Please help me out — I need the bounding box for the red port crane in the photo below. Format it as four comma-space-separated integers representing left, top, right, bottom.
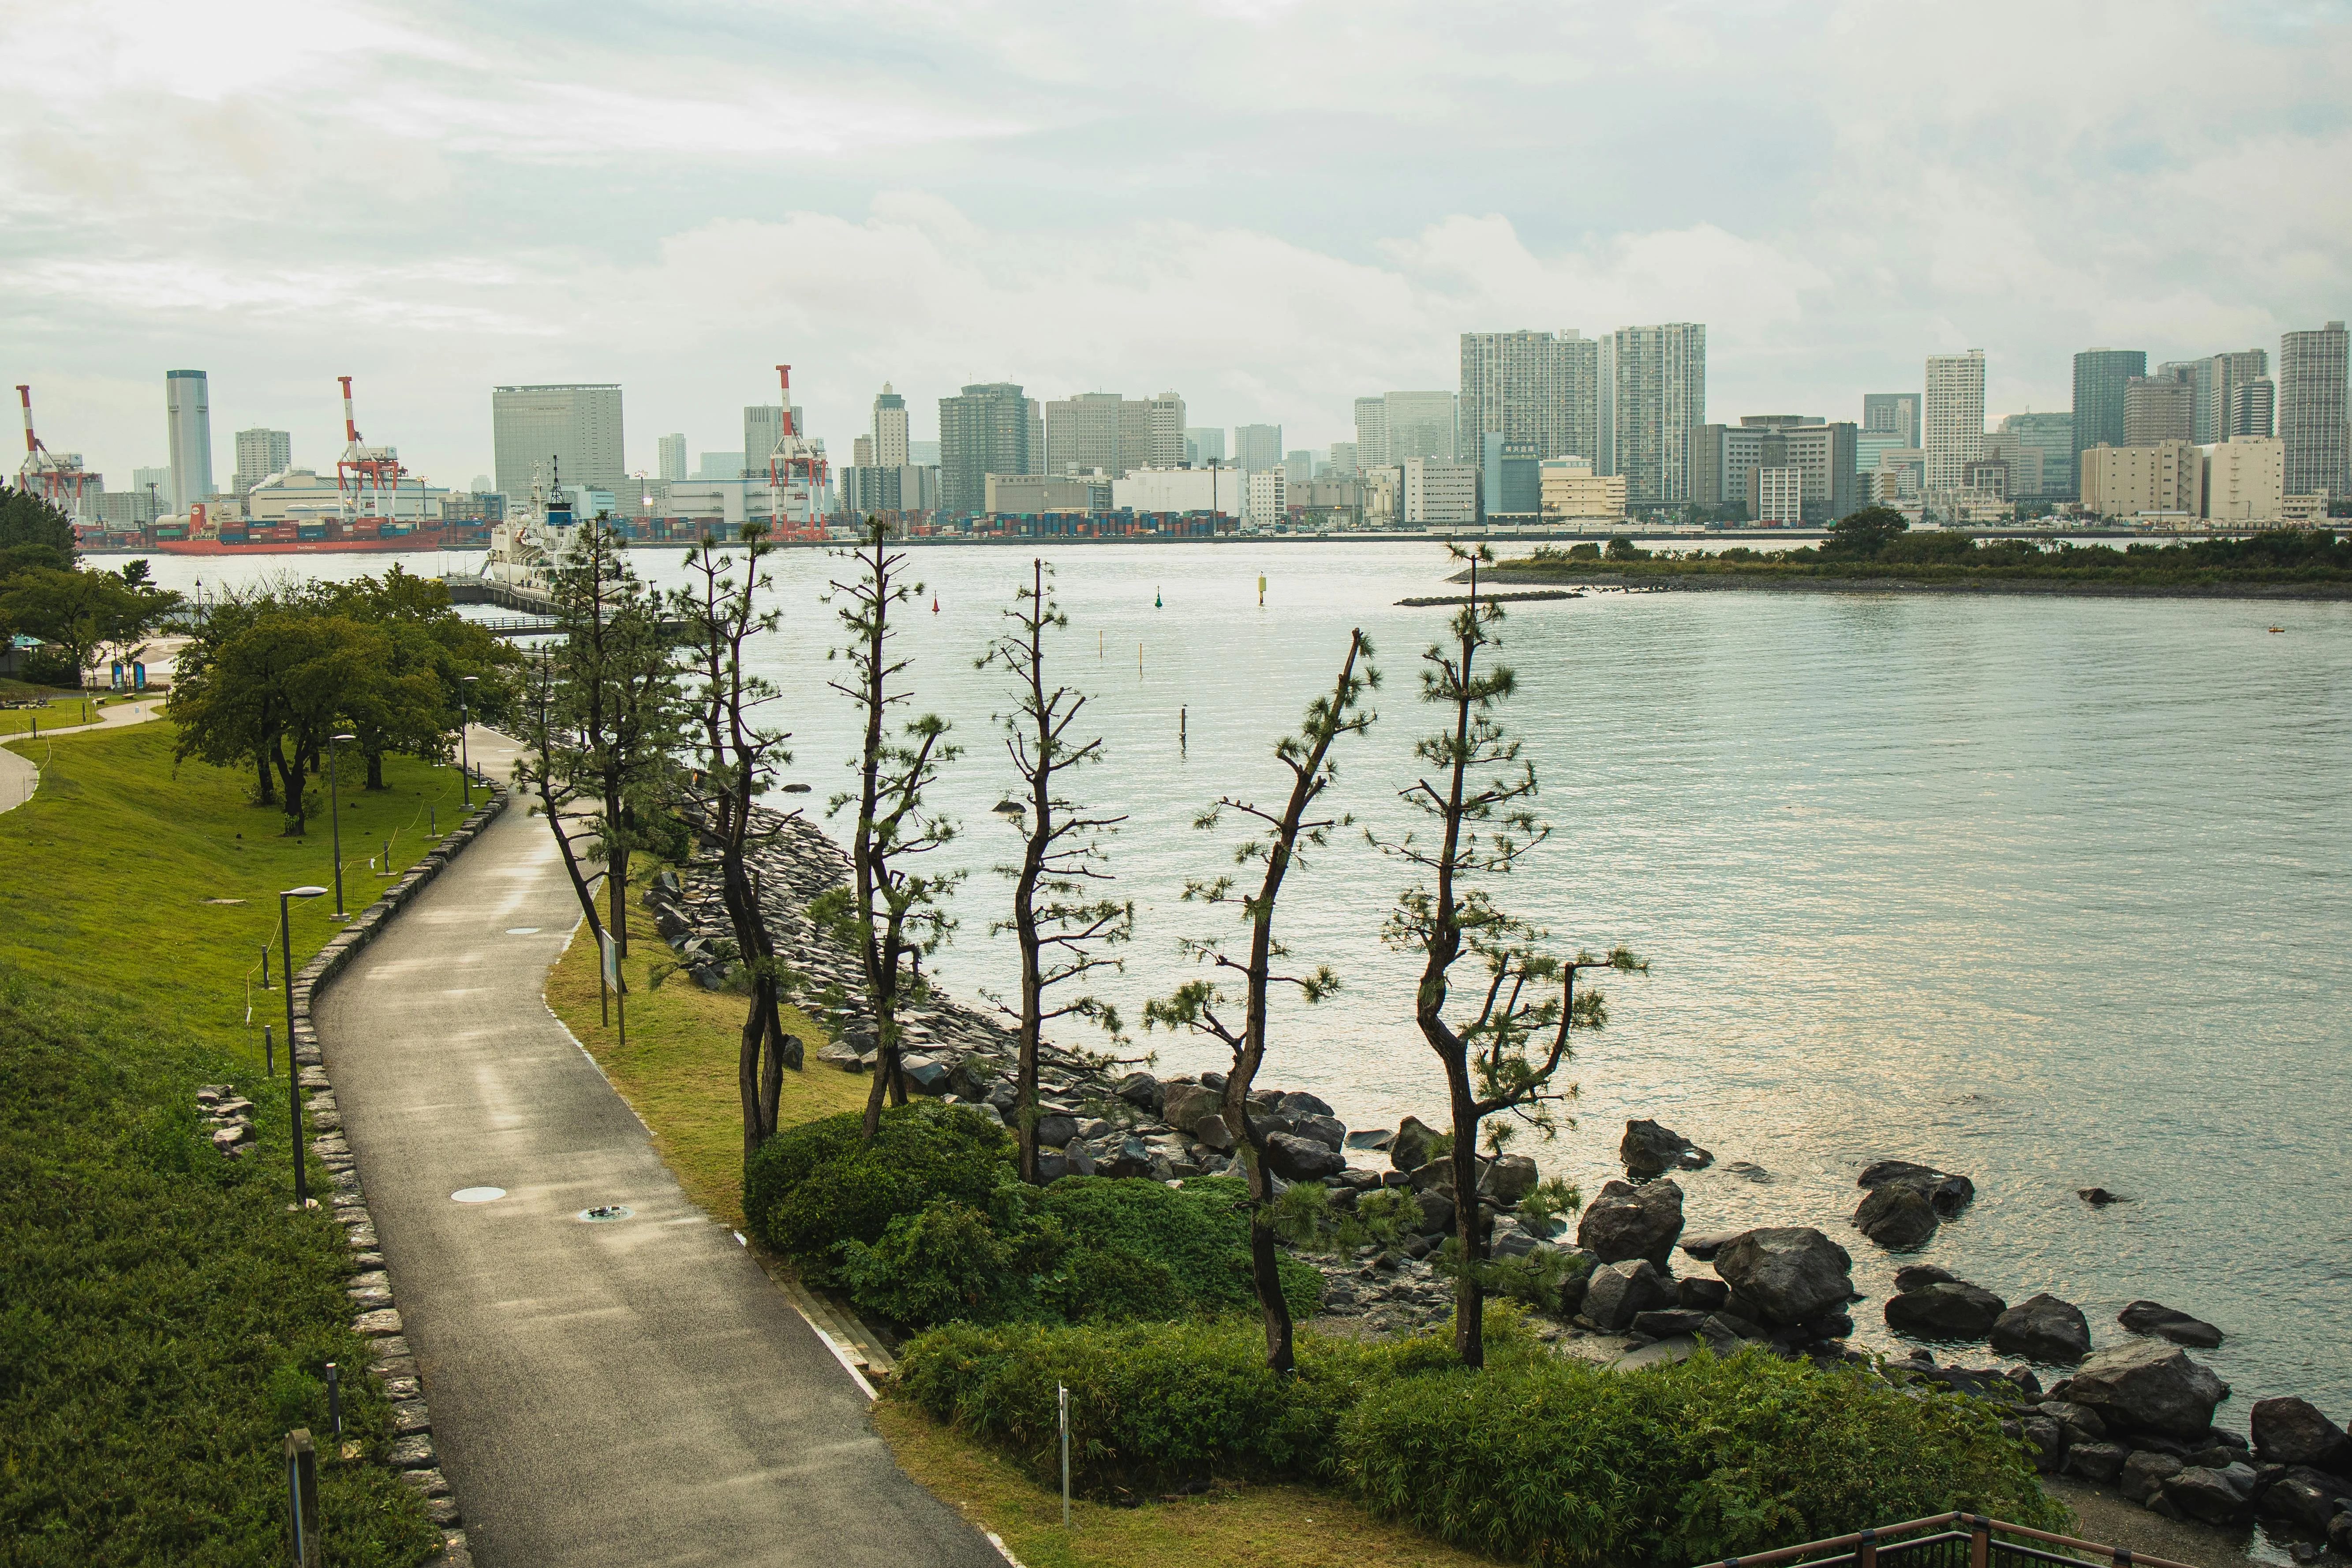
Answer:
14, 385, 97, 520
765, 363, 830, 538
334, 374, 408, 516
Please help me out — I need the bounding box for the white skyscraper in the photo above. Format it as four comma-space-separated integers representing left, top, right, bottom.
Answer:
657, 433, 688, 480
1924, 351, 1987, 488
165, 370, 213, 513
492, 383, 625, 497
1146, 391, 1187, 468
872, 384, 909, 467
233, 427, 292, 497
1354, 397, 1388, 469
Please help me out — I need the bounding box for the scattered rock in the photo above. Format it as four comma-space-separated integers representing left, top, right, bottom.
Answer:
2120, 1449, 2185, 1506
2079, 1187, 2127, 1206
1293, 1114, 1348, 1151
2065, 1442, 2130, 1484
1620, 1119, 1713, 1178
2330, 1508, 2352, 1556
1700, 1312, 1767, 1350
1034, 1114, 1079, 1149
1854, 1183, 1940, 1250
1265, 1132, 1345, 1181
2113, 1302, 2223, 1355
1389, 1115, 1440, 1173
1411, 1189, 1454, 1236
2069, 1339, 2230, 1440
1679, 1230, 1742, 1263
1989, 1293, 2091, 1364
1711, 1227, 1854, 1328
1159, 1081, 1220, 1136
899, 1056, 951, 1096
1577, 1179, 1685, 1268
1721, 1160, 1772, 1183
1112, 1071, 1161, 1112
1885, 1281, 2008, 1341
2036, 1401, 2107, 1442
1631, 1308, 1713, 1340
2253, 1396, 2352, 1472
1192, 1117, 1235, 1153
1858, 1160, 1975, 1216
2019, 1415, 2067, 1472
1344, 1128, 1393, 1151
2260, 1467, 2352, 1536
1479, 1154, 1539, 1205
1894, 1264, 1957, 1293
2164, 1463, 2258, 1524
1582, 1259, 1676, 1332
1677, 1277, 1731, 1313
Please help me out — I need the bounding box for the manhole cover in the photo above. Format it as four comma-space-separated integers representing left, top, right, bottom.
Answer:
505, 927, 541, 936
451, 1186, 507, 1203
578, 1205, 634, 1223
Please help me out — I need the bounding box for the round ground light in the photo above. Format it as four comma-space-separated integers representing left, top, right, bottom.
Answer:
451, 1186, 506, 1203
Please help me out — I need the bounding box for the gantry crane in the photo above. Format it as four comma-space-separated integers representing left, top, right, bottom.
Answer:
334, 374, 408, 516
765, 363, 830, 537
15, 385, 97, 521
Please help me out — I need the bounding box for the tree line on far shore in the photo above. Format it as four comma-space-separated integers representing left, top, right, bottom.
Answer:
517, 515, 1643, 1374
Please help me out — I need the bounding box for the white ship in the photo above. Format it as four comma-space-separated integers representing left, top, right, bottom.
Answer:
472, 460, 582, 597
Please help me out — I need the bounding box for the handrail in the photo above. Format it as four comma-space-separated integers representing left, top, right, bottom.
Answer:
1701, 1513, 2197, 1568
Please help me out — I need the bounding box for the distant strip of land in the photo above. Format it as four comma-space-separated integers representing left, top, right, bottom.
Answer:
1478, 530, 2352, 600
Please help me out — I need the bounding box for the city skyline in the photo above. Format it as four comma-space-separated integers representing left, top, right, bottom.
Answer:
5, 2, 2348, 486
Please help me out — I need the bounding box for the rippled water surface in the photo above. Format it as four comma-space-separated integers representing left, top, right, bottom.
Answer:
148, 543, 2352, 1418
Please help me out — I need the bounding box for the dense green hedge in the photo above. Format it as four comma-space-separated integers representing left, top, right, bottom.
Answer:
896, 1314, 2065, 1563
0, 965, 439, 1566
742, 1099, 1013, 1281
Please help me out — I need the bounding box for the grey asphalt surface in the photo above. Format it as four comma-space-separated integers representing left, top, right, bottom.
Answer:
316, 730, 1003, 1568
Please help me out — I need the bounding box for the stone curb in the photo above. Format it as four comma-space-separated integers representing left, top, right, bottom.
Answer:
290, 774, 509, 1568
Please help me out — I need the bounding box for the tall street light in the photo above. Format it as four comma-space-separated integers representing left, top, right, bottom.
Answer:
280, 885, 329, 1206
459, 675, 479, 808
328, 732, 356, 918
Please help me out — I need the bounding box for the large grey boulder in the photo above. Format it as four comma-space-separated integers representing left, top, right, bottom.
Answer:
2120, 1449, 2183, 1506
1411, 1187, 1454, 1236
1159, 1081, 1220, 1136
2069, 1338, 2230, 1439
1390, 1115, 1441, 1172
2253, 1396, 2352, 1473
1620, 1119, 1713, 1177
1885, 1281, 2007, 1340
1858, 1159, 1976, 1216
2119, 1299, 2223, 1349
1582, 1258, 1676, 1332
1577, 1179, 1685, 1268
1894, 1263, 1957, 1293
1990, 1292, 2091, 1363
1480, 1153, 1540, 1205
1034, 1114, 1079, 1149
1853, 1183, 1940, 1250
1276, 1090, 1334, 1119
2163, 1463, 2259, 1525
2259, 1467, 2352, 1535
1265, 1132, 1345, 1181
1711, 1227, 1854, 1327
1112, 1071, 1162, 1113
2064, 1442, 2129, 1483
1293, 1113, 1348, 1150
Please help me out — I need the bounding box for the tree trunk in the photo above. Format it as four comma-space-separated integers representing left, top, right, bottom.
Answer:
255, 744, 275, 805
538, 775, 605, 952
1444, 1057, 1487, 1367
1249, 1200, 1294, 1370
276, 738, 307, 833
365, 748, 386, 790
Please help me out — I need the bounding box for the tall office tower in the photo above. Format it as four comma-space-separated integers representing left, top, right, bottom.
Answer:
909, 440, 941, 466
1183, 427, 1225, 465
2231, 378, 2276, 438
1923, 350, 1987, 488
232, 427, 292, 496
1233, 423, 1283, 471
740, 405, 802, 475
1597, 335, 1615, 475
1327, 441, 1358, 474
1285, 449, 1318, 479
697, 451, 744, 480
852, 436, 875, 467
2155, 360, 2212, 444
872, 384, 909, 466
938, 383, 1035, 515
2280, 321, 2349, 497
1146, 392, 1186, 468
1382, 392, 1458, 463
1044, 392, 1154, 476
657, 433, 688, 481
1992, 412, 2075, 500
492, 383, 625, 497
2124, 376, 2195, 446
1610, 323, 1706, 506
2072, 348, 2148, 478
1862, 393, 1922, 445
2198, 351, 2268, 444
1353, 397, 1388, 469
164, 369, 213, 513
1459, 330, 1600, 471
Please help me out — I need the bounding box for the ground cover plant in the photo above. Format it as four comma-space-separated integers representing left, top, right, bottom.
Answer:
0, 722, 460, 1563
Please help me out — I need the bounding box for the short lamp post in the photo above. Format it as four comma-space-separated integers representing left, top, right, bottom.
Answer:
327, 733, 356, 918
280, 885, 329, 1207
459, 676, 479, 808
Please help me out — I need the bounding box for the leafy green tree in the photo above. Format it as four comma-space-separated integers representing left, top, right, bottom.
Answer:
0, 565, 178, 690
1144, 629, 1377, 1373
0, 483, 75, 562
1821, 505, 1910, 559
817, 518, 962, 1143
1375, 547, 1642, 1368
672, 522, 804, 1163
322, 567, 514, 788
979, 558, 1132, 1185
169, 608, 390, 831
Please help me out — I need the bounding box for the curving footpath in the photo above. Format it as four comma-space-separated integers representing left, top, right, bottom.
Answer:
314, 729, 1002, 1568
0, 696, 166, 813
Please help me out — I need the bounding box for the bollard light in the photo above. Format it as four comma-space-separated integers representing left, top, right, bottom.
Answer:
279, 887, 329, 1206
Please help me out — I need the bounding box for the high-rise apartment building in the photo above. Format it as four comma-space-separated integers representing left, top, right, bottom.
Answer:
697, 452, 744, 480
2072, 348, 2147, 480
1234, 423, 1283, 472
1246, 468, 1287, 527
1353, 396, 1387, 469
1688, 416, 1858, 523
1146, 392, 1186, 468
939, 383, 1035, 515
1923, 350, 1987, 488
1327, 441, 1359, 475
1285, 449, 1318, 480
1988, 412, 2074, 500
492, 383, 624, 498
1382, 392, 1457, 464
2279, 321, 2348, 498
2231, 378, 2276, 439
2124, 376, 2195, 447
1610, 323, 1706, 507
740, 405, 804, 476
657, 433, 688, 481
233, 427, 292, 497
1045, 393, 1155, 476
165, 369, 213, 513
2165, 351, 2269, 445
872, 385, 909, 468
1459, 331, 1599, 473
1183, 427, 1225, 466
1862, 393, 1922, 445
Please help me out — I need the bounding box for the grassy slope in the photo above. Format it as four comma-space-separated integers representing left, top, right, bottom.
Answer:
0, 722, 460, 1564
538, 863, 1505, 1568
0, 693, 102, 737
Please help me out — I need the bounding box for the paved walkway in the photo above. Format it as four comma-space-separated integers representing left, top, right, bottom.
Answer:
315, 729, 1000, 1568
0, 696, 167, 814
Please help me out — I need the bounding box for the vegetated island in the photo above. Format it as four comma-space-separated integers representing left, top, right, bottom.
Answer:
1471, 509, 2352, 600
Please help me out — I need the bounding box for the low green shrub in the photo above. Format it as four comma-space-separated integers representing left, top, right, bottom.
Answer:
740, 1099, 1013, 1282
1335, 1345, 2066, 1567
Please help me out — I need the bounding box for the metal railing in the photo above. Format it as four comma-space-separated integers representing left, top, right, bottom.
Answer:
1701, 1513, 2195, 1568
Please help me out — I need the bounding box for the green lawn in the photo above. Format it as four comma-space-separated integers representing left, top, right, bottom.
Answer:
0, 719, 462, 1564
0, 692, 104, 737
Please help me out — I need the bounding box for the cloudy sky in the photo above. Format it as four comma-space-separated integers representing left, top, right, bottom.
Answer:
5, 0, 2348, 489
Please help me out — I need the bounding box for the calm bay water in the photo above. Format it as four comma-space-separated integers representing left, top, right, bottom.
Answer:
142, 543, 2352, 1418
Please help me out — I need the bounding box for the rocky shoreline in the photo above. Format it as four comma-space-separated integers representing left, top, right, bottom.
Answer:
649, 805, 2352, 1556
1468, 565, 2352, 601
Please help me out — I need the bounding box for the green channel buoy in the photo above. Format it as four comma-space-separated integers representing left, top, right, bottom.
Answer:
1155, 588, 1162, 608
